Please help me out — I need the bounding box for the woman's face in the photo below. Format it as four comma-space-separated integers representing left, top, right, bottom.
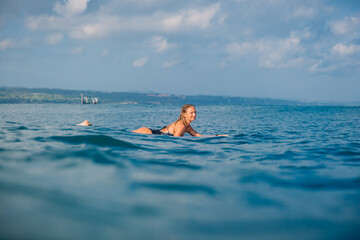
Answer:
183, 106, 196, 123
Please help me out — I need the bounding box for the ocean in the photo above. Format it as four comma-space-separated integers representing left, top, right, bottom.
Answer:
0, 104, 359, 240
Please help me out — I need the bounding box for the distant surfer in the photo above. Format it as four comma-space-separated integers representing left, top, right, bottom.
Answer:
132, 104, 228, 137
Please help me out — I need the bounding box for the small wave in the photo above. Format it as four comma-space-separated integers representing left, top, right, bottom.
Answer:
135, 159, 202, 170
349, 142, 360, 148
256, 151, 300, 161
335, 150, 360, 157
6, 126, 29, 131
130, 204, 160, 217
288, 140, 312, 145
250, 133, 278, 140
234, 140, 250, 145
245, 191, 283, 207
170, 148, 212, 155
0, 180, 83, 209
284, 130, 298, 134
241, 174, 360, 190
234, 133, 248, 138
50, 135, 140, 149
343, 158, 360, 162
27, 148, 121, 166
33, 137, 46, 142
68, 149, 119, 165
279, 165, 326, 170
5, 121, 18, 124
0, 180, 129, 225
131, 182, 216, 195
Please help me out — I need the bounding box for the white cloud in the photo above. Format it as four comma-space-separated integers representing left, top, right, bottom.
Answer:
71, 46, 83, 54
226, 42, 253, 56
330, 16, 360, 37
101, 49, 109, 56
219, 61, 226, 68
70, 23, 109, 39
308, 61, 321, 72
258, 32, 309, 68
26, 15, 129, 39
308, 61, 338, 73
308, 42, 360, 73
104, 0, 163, 8
133, 56, 148, 67
217, 13, 227, 25
163, 60, 178, 68
54, 0, 90, 17
150, 36, 177, 53
226, 30, 311, 69
332, 43, 360, 56
0, 39, 14, 51
308, 59, 355, 73
161, 3, 220, 31
26, 15, 68, 31
292, 7, 315, 18
0, 38, 31, 51
162, 15, 183, 31
45, 33, 64, 45
186, 4, 220, 28
26, 3, 221, 39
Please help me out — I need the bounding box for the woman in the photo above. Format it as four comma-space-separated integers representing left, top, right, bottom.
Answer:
132, 104, 227, 137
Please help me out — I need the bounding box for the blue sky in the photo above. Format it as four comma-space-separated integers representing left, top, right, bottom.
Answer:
0, 0, 359, 102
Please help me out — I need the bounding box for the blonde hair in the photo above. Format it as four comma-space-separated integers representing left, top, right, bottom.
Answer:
176, 104, 195, 126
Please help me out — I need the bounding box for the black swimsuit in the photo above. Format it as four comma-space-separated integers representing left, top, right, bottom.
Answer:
150, 126, 174, 136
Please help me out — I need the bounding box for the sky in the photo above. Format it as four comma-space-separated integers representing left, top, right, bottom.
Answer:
0, 0, 360, 102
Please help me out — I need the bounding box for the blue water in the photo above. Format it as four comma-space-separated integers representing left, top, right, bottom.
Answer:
0, 104, 359, 240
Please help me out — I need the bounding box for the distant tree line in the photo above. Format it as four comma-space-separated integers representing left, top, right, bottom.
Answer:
0, 87, 306, 105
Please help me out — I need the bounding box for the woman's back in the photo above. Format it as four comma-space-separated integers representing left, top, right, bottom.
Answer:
164, 121, 188, 136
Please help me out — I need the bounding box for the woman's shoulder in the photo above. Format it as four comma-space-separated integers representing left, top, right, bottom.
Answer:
174, 120, 186, 127
175, 121, 193, 131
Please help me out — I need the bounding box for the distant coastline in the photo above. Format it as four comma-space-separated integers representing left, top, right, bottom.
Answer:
0, 87, 357, 106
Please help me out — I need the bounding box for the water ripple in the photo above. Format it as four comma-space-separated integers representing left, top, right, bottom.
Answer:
241, 174, 360, 190
50, 135, 140, 149
131, 182, 216, 195
135, 159, 202, 170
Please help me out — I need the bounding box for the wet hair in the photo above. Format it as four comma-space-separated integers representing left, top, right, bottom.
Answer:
176, 104, 195, 126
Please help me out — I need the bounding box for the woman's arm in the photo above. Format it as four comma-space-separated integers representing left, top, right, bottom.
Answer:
187, 125, 202, 137
187, 125, 228, 137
